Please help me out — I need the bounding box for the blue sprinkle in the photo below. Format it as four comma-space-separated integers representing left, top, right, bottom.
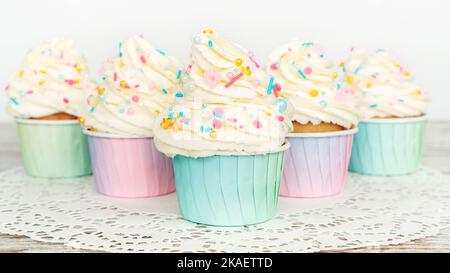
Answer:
267, 75, 274, 95
274, 98, 287, 113
199, 125, 204, 132
175, 91, 184, 98
297, 68, 306, 79
342, 66, 347, 73
214, 113, 223, 119
9, 98, 19, 105
176, 70, 182, 79
102, 76, 107, 81
208, 40, 213, 47
302, 42, 313, 46
89, 106, 95, 113
337, 83, 341, 90
168, 111, 174, 119
199, 125, 212, 133
369, 103, 378, 108
204, 127, 212, 132
157, 49, 166, 56
179, 111, 184, 118
119, 108, 125, 113
118, 42, 123, 57
162, 88, 168, 94
355, 65, 362, 74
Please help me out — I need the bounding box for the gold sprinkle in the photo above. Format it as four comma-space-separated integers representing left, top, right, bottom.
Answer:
39, 70, 47, 74
309, 89, 319, 97
120, 80, 128, 88
241, 66, 251, 76
79, 117, 85, 124
38, 80, 45, 85
346, 76, 353, 84
366, 82, 373, 88
160, 118, 174, 129
75, 65, 81, 73
404, 71, 411, 77
234, 58, 243, 67
339, 61, 345, 67
410, 89, 421, 96
202, 29, 214, 34
18, 70, 25, 77
97, 87, 105, 95
332, 72, 338, 79
209, 130, 217, 139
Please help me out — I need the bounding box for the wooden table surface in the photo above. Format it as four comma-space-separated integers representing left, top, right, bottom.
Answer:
1, 121, 449, 253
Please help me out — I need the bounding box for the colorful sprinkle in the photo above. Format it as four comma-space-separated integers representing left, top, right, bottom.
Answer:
120, 80, 129, 88
309, 89, 319, 97
132, 95, 140, 103
97, 87, 106, 95
274, 98, 287, 113
208, 40, 213, 47
234, 58, 243, 67
63, 98, 69, 104
226, 72, 235, 80
18, 70, 25, 77
297, 68, 306, 79
140, 55, 146, 64
9, 98, 18, 105
156, 49, 166, 56
160, 118, 174, 129
276, 115, 285, 122
162, 88, 168, 94
175, 91, 184, 98
366, 82, 373, 88
38, 80, 45, 86
204, 71, 222, 88
369, 103, 378, 108
209, 130, 217, 139
176, 69, 182, 79
270, 63, 278, 70
225, 72, 243, 88
241, 66, 251, 76
346, 76, 354, 84
127, 108, 135, 115
213, 107, 224, 116
78, 117, 85, 124
253, 120, 262, 129
332, 72, 339, 79
213, 119, 222, 129
303, 67, 313, 75
227, 118, 237, 123
267, 76, 275, 95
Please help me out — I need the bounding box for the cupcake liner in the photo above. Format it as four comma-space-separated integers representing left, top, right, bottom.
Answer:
280, 129, 357, 198
85, 131, 175, 198
16, 119, 92, 178
173, 145, 288, 226
349, 116, 427, 176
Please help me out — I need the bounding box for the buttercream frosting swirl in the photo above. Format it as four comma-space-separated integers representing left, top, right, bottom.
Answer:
82, 35, 184, 136
344, 48, 428, 119
4, 38, 96, 118
267, 41, 359, 129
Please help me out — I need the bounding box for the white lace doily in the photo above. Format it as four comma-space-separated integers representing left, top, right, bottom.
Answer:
0, 167, 450, 252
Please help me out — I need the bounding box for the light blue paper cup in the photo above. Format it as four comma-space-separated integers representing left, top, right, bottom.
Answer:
349, 116, 427, 176
172, 144, 288, 227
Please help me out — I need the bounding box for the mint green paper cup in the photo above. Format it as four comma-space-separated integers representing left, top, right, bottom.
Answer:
349, 116, 427, 176
173, 144, 288, 227
16, 119, 92, 178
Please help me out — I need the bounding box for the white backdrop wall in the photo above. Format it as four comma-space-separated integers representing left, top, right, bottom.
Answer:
0, 0, 449, 122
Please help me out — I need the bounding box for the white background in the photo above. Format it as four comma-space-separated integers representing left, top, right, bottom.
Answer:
1, 0, 449, 122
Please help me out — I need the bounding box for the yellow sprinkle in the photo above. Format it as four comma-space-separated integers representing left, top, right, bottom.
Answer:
339, 61, 345, 67
410, 89, 421, 96
97, 87, 105, 95
332, 72, 338, 79
118, 60, 125, 69
366, 82, 373, 88
39, 70, 47, 74
346, 76, 353, 84
241, 66, 251, 76
18, 70, 25, 77
309, 89, 319, 97
209, 130, 217, 139
234, 58, 243, 67
120, 80, 128, 88
155, 110, 161, 114
75, 65, 81, 73
160, 118, 174, 129
79, 117, 85, 124
266, 111, 272, 116
38, 80, 45, 85
74, 78, 80, 84
202, 29, 214, 34
404, 71, 411, 77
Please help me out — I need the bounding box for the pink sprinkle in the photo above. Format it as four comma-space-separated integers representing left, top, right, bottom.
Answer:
226, 72, 235, 80
239, 125, 244, 129
253, 120, 262, 129
27, 90, 33, 94
134, 84, 140, 88
225, 72, 243, 88
276, 115, 285, 122
4, 84, 10, 92
213, 107, 224, 116
213, 119, 222, 129
60, 50, 64, 59
303, 67, 312, 75
65, 79, 75, 86
114, 72, 117, 81
132, 95, 140, 103
127, 108, 135, 115
227, 118, 237, 123
63, 98, 69, 104
270, 63, 278, 70
248, 55, 260, 68
140, 55, 146, 64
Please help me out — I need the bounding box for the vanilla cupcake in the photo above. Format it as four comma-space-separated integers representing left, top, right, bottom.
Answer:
344, 48, 429, 175
81, 35, 183, 197
268, 41, 359, 197
4, 38, 96, 178
154, 29, 292, 226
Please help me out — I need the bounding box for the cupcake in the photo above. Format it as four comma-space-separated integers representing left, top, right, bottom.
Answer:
267, 41, 360, 197
344, 48, 429, 175
153, 29, 292, 226
82, 35, 182, 198
4, 38, 96, 178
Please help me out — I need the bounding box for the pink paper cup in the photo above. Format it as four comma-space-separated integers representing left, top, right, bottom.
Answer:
84, 130, 175, 198
280, 128, 357, 198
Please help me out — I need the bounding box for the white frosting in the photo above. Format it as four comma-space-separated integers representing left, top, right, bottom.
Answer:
154, 30, 293, 157
344, 48, 428, 119
4, 38, 96, 118
82, 36, 184, 136
267, 41, 359, 129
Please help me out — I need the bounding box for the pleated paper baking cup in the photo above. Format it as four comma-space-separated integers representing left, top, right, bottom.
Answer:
280, 129, 357, 198
349, 116, 427, 176
173, 145, 288, 227
85, 131, 175, 198
16, 119, 91, 178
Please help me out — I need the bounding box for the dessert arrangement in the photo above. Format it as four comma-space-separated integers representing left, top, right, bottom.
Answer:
3, 30, 429, 227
